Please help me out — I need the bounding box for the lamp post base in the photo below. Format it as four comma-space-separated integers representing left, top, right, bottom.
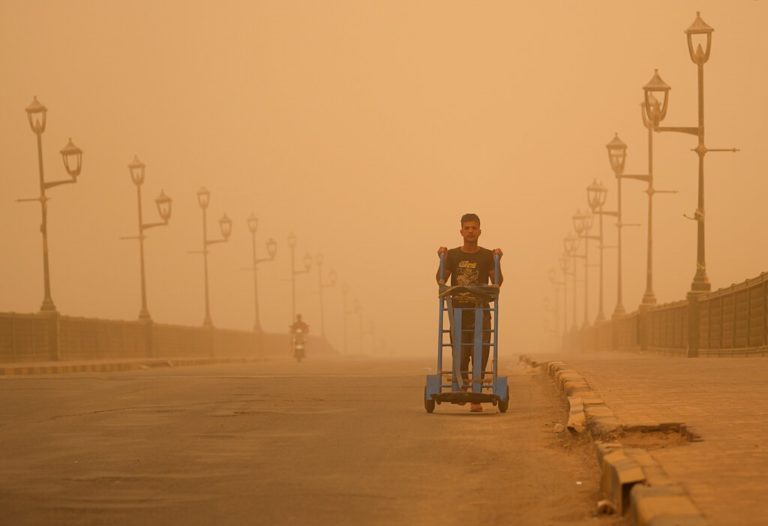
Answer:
690, 277, 711, 293
40, 298, 57, 312
641, 291, 657, 306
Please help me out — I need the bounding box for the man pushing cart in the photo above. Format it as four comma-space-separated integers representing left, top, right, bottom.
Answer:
424, 213, 509, 413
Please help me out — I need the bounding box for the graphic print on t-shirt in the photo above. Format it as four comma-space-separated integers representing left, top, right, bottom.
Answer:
456, 260, 479, 286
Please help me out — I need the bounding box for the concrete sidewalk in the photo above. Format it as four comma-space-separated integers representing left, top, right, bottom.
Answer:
525, 350, 768, 525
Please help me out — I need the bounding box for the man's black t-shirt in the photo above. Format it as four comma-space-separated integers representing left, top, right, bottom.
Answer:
445, 247, 494, 305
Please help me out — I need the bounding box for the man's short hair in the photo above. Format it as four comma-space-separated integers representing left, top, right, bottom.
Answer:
461, 213, 480, 225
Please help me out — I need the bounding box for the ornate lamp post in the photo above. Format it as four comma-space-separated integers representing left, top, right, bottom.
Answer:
559, 254, 569, 333
353, 298, 363, 353
196, 187, 231, 328
547, 267, 563, 342
287, 232, 312, 324
617, 110, 678, 307
341, 283, 352, 354
245, 214, 277, 333
586, 179, 615, 322
122, 156, 172, 321
364, 320, 376, 354
573, 210, 596, 327
18, 97, 83, 312
642, 12, 738, 294
605, 134, 641, 316
563, 233, 579, 331
315, 253, 337, 340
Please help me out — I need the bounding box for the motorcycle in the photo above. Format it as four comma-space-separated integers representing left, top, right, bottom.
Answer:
292, 327, 305, 362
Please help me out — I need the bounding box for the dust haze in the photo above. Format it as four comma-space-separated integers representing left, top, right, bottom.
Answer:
1, 1, 767, 356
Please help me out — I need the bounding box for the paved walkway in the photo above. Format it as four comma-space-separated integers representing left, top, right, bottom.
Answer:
526, 350, 768, 525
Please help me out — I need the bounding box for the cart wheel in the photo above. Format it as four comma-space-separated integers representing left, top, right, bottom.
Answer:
498, 398, 509, 413
424, 388, 436, 413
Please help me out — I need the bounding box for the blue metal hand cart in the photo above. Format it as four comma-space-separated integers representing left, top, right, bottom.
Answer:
423, 253, 509, 413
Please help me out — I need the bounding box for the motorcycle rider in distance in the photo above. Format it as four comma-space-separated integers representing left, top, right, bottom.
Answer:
290, 314, 309, 361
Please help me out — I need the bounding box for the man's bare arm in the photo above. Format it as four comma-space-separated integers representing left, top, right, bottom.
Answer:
490, 248, 504, 286
436, 247, 450, 284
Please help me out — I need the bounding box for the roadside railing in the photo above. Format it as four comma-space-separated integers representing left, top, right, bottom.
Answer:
567, 271, 768, 357
0, 312, 334, 363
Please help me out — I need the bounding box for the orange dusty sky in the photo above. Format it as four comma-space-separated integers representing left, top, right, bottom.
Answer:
1, 1, 767, 355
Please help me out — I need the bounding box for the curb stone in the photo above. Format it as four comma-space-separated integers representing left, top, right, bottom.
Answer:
519, 354, 707, 526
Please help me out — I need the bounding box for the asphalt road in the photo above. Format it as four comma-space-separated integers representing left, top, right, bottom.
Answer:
0, 356, 623, 525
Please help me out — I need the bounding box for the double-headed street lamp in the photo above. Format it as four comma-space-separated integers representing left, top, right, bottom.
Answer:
287, 232, 312, 324
642, 12, 737, 295
572, 210, 596, 327
122, 156, 172, 321
586, 179, 614, 322
246, 214, 277, 333
18, 97, 83, 312
196, 187, 232, 328
315, 253, 337, 340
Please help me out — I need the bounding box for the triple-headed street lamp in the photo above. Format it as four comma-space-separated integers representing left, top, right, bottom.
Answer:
246, 214, 277, 333
122, 156, 172, 321
18, 97, 83, 313
315, 253, 337, 340
196, 187, 232, 328
642, 12, 737, 295
287, 232, 312, 324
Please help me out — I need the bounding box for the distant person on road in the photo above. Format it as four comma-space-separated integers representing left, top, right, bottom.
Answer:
290, 314, 309, 336
436, 213, 503, 413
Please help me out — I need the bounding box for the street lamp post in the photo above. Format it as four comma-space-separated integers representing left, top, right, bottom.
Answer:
353, 298, 363, 353
548, 267, 563, 342
573, 210, 596, 327
365, 320, 376, 354
315, 253, 337, 341
642, 12, 738, 295
586, 179, 616, 323
616, 110, 678, 307
559, 254, 569, 334
196, 187, 232, 328
245, 214, 277, 333
122, 156, 172, 321
605, 134, 642, 317
341, 283, 351, 354
564, 234, 579, 331
18, 97, 83, 312
287, 232, 312, 324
